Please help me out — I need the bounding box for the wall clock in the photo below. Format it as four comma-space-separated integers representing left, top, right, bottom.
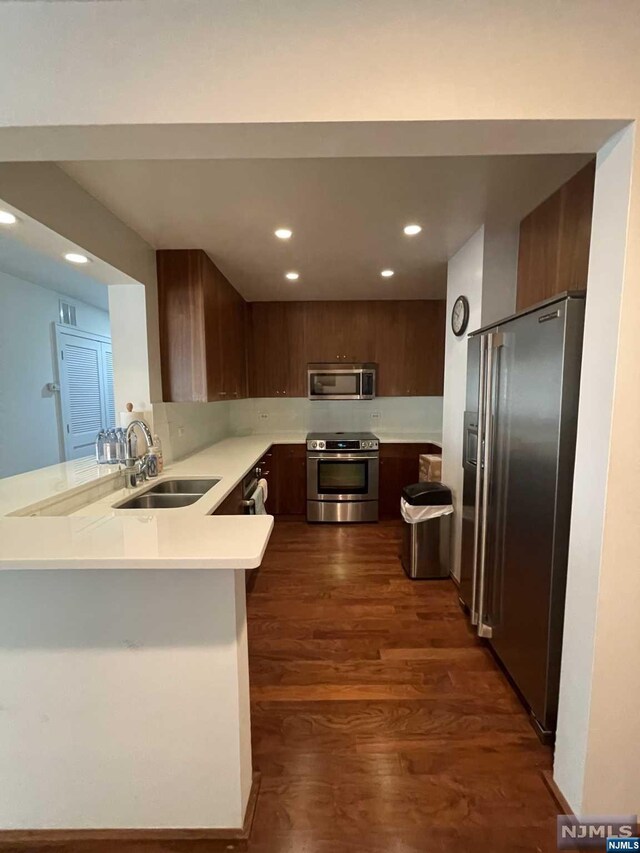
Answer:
451, 295, 470, 337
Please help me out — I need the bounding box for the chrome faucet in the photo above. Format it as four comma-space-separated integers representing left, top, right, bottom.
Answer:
124, 419, 154, 489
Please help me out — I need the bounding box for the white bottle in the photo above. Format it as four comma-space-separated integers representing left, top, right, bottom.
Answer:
152, 435, 164, 474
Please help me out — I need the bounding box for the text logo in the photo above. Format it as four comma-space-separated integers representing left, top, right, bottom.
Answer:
607, 840, 640, 852
558, 816, 638, 850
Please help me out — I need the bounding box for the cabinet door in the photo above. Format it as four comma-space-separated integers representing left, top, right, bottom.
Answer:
234, 295, 248, 399
403, 301, 446, 395
202, 255, 225, 401
248, 303, 305, 397
374, 302, 445, 396
379, 443, 441, 518
217, 274, 248, 400
157, 250, 208, 402
372, 302, 404, 396
215, 271, 235, 401
303, 302, 375, 364
273, 444, 307, 515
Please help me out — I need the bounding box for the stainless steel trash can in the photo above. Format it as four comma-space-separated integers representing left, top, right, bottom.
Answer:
401, 482, 452, 579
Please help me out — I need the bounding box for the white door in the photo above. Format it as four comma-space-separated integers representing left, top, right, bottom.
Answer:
57, 327, 115, 460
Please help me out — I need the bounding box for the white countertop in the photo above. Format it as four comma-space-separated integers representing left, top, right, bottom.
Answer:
0, 431, 441, 570
0, 514, 274, 570
0, 457, 121, 518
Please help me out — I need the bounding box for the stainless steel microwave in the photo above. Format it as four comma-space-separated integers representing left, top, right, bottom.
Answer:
307, 363, 376, 401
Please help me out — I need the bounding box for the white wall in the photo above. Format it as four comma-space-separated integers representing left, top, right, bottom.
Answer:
441, 228, 484, 580
0, 568, 252, 830
0, 270, 110, 478
228, 396, 443, 438
108, 284, 151, 414
481, 224, 519, 327
555, 127, 638, 814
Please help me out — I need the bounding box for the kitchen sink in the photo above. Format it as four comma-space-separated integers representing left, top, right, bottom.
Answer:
146, 478, 220, 495
115, 492, 203, 510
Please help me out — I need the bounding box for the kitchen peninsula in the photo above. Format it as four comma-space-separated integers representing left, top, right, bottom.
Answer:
0, 437, 280, 839
0, 430, 441, 838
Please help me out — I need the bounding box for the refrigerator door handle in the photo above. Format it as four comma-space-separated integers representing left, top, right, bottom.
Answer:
470, 335, 487, 625
477, 332, 503, 639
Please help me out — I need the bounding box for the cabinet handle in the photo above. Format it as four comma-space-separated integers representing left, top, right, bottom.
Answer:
220, 391, 227, 396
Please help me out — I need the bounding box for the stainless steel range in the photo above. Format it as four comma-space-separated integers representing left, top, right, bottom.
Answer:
306, 431, 379, 523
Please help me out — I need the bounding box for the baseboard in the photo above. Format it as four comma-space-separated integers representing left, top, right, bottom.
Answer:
0, 771, 261, 851
541, 769, 573, 816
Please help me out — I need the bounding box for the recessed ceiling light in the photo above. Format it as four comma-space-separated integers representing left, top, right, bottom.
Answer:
285, 271, 299, 281
64, 252, 90, 265
403, 224, 422, 236
381, 269, 395, 278
0, 210, 17, 225
275, 228, 293, 240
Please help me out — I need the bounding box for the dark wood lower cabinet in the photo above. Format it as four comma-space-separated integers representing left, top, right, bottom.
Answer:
212, 481, 244, 516
378, 443, 441, 519
269, 444, 307, 517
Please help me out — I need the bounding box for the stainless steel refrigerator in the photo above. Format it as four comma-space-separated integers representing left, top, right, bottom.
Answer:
459, 291, 585, 739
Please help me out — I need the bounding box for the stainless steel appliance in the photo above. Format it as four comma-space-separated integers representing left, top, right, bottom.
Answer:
241, 468, 260, 514
308, 363, 376, 400
306, 431, 379, 522
460, 292, 585, 739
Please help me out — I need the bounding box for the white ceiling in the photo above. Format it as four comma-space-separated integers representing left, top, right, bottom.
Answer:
0, 196, 140, 311
59, 155, 591, 301
0, 231, 109, 311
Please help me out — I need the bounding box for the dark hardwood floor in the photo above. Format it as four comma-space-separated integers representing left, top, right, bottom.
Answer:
2, 520, 565, 853
246, 520, 562, 853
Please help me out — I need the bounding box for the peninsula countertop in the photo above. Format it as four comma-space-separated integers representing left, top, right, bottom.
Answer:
0, 431, 441, 570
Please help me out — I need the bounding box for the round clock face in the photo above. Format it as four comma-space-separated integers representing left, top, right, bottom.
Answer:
451, 295, 469, 337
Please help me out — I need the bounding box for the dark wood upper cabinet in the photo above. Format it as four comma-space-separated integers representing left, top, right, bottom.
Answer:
245, 300, 445, 398
158, 252, 446, 402
517, 159, 595, 311
157, 249, 247, 402
247, 302, 305, 398
373, 301, 446, 396
303, 301, 375, 364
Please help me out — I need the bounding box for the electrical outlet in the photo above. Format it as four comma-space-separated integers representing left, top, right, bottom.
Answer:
371, 412, 381, 420
178, 426, 185, 436
258, 412, 269, 420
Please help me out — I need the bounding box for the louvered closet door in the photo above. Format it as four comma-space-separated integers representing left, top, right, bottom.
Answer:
59, 332, 107, 460
101, 344, 116, 428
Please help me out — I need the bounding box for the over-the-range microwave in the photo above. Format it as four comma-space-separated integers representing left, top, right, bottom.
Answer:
307, 363, 376, 401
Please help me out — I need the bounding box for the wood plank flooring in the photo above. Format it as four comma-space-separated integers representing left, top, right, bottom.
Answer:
1, 520, 565, 853
246, 520, 562, 853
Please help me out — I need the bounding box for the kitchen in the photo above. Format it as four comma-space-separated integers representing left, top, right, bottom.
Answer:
0, 151, 610, 851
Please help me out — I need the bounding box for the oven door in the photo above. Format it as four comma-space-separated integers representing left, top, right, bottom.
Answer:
307, 453, 379, 501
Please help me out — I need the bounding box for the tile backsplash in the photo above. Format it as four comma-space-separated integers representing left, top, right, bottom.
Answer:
228, 397, 443, 436
152, 401, 231, 463
153, 397, 443, 462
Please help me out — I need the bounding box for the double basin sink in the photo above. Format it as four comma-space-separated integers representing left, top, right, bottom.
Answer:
114, 478, 220, 510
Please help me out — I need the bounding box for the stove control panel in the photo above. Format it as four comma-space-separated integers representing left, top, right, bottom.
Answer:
307, 438, 379, 451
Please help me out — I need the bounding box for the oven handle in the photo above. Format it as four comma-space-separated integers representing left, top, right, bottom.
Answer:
307, 454, 379, 461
